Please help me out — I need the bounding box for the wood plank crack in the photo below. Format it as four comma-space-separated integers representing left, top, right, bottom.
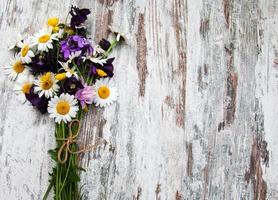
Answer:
136, 13, 148, 97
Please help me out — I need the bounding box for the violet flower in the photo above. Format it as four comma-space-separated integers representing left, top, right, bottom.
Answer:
63, 77, 84, 95
70, 6, 91, 28
99, 39, 111, 51
75, 84, 94, 109
29, 52, 59, 74
25, 86, 49, 114
60, 35, 93, 60
89, 57, 114, 78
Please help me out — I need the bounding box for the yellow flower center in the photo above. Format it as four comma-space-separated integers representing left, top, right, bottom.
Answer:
47, 17, 59, 27
38, 34, 50, 43
67, 69, 75, 75
40, 72, 53, 90
21, 83, 32, 94
21, 45, 29, 57
56, 100, 70, 115
13, 61, 25, 73
98, 86, 110, 99
96, 69, 107, 77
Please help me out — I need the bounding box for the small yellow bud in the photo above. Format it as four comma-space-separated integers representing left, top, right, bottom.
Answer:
68, 29, 75, 35
65, 27, 75, 35
47, 17, 59, 27
83, 105, 88, 112
52, 26, 60, 33
96, 69, 107, 77
55, 73, 67, 81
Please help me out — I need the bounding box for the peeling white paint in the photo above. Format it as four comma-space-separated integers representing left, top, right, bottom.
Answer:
0, 0, 278, 199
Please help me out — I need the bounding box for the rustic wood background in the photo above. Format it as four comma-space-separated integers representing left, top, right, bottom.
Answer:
0, 0, 278, 199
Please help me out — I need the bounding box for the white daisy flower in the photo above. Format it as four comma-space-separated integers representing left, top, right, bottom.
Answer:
34, 72, 60, 98
14, 74, 34, 103
93, 45, 105, 55
93, 78, 118, 108
89, 57, 108, 66
32, 27, 58, 52
18, 38, 35, 63
48, 93, 79, 123
56, 28, 64, 39
109, 26, 127, 42
4, 54, 29, 80
59, 61, 78, 79
68, 51, 82, 62
8, 33, 25, 50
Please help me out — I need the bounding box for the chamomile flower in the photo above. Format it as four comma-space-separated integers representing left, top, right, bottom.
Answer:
32, 27, 58, 52
17, 38, 35, 63
109, 26, 127, 42
59, 61, 79, 79
4, 54, 29, 80
68, 51, 82, 62
93, 78, 117, 107
93, 45, 105, 55
8, 33, 25, 50
89, 57, 107, 66
48, 93, 79, 123
56, 28, 64, 39
14, 75, 34, 103
34, 72, 59, 98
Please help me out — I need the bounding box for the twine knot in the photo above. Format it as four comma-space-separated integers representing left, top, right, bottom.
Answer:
57, 119, 105, 164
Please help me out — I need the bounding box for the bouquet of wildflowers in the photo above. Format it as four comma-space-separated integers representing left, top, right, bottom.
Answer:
5, 6, 124, 200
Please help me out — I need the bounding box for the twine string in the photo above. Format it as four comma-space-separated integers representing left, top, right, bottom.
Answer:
57, 119, 105, 164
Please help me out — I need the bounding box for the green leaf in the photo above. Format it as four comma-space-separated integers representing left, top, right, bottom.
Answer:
48, 149, 58, 162
77, 166, 86, 172
68, 170, 81, 183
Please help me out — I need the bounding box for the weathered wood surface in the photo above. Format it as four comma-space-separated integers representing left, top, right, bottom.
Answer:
0, 0, 278, 199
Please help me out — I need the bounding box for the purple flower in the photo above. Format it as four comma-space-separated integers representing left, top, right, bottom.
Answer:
29, 52, 59, 74
25, 86, 49, 114
75, 84, 94, 109
60, 35, 93, 60
70, 6, 91, 28
89, 57, 114, 77
63, 77, 84, 95
99, 39, 111, 51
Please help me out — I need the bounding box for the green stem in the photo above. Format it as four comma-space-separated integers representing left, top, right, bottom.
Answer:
64, 12, 70, 26
59, 156, 72, 195
103, 39, 118, 58
42, 181, 53, 200
56, 42, 60, 61
55, 123, 61, 200
72, 61, 82, 77
59, 122, 66, 195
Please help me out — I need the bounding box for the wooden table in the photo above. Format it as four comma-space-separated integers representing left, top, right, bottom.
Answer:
0, 0, 277, 199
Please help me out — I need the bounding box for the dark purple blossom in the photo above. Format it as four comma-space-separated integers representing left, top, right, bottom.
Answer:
99, 39, 111, 51
25, 86, 49, 114
89, 57, 114, 78
63, 77, 84, 95
70, 6, 91, 28
29, 51, 59, 74
60, 35, 93, 60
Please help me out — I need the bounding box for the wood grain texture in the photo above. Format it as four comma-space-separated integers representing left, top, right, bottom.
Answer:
0, 0, 278, 199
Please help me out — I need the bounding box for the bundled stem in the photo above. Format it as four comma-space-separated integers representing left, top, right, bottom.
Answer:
43, 111, 83, 200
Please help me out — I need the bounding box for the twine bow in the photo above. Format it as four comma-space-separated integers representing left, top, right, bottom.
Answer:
57, 119, 105, 164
